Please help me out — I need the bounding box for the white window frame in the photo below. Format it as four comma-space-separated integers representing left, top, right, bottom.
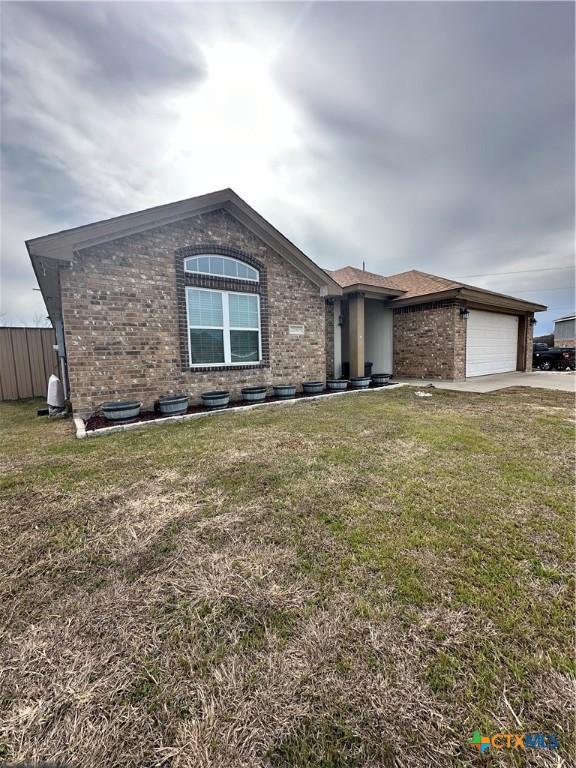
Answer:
185, 287, 262, 368
184, 254, 259, 282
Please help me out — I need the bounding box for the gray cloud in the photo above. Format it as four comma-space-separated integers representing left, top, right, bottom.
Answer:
4, 2, 205, 98
1, 1, 573, 331
265, 1, 574, 326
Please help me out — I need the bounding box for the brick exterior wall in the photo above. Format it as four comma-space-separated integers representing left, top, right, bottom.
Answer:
393, 302, 533, 379
60, 209, 327, 417
525, 319, 534, 371
393, 301, 466, 379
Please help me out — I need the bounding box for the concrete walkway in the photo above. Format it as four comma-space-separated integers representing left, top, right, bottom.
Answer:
395, 370, 576, 393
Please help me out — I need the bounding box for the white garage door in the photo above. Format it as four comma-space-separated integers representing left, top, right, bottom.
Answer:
466, 310, 518, 377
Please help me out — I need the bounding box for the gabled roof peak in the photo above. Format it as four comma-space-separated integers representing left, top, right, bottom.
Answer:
326, 265, 403, 293
27, 188, 342, 320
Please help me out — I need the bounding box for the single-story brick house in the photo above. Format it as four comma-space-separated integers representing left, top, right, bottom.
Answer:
27, 189, 546, 417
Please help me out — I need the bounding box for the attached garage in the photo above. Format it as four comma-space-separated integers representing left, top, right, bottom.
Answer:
466, 310, 518, 377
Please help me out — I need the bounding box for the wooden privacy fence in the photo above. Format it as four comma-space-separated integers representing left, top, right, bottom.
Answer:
0, 327, 59, 401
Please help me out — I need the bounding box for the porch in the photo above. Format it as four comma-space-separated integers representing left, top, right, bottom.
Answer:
331, 293, 395, 379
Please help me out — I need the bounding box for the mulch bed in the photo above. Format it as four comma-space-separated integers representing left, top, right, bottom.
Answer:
84, 383, 396, 432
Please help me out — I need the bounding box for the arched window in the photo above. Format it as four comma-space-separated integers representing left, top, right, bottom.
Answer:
184, 254, 259, 282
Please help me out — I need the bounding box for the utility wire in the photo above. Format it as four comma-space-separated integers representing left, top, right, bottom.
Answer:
454, 265, 575, 278
509, 287, 575, 293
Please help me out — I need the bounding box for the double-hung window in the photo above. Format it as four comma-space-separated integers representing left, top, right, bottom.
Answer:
186, 287, 261, 366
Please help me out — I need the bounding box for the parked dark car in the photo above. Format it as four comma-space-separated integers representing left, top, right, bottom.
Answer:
533, 345, 575, 370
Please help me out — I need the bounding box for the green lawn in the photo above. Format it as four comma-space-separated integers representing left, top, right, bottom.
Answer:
0, 387, 574, 767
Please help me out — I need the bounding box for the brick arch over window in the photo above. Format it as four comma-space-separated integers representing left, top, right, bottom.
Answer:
175, 244, 270, 372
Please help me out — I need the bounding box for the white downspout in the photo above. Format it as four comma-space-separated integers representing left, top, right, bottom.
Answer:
53, 318, 69, 399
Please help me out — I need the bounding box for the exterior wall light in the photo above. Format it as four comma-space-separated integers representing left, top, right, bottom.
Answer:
338, 314, 345, 327
529, 317, 537, 326
460, 307, 471, 320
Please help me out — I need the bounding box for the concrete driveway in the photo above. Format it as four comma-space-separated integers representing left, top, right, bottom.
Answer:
395, 370, 576, 393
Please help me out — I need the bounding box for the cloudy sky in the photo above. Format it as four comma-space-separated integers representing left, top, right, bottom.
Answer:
1, 1, 574, 331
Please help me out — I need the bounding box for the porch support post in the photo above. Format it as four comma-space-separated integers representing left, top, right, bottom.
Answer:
333, 298, 342, 378
348, 292, 365, 378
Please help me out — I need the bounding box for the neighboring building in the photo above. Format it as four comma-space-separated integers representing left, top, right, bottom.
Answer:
27, 189, 546, 417
553, 315, 576, 347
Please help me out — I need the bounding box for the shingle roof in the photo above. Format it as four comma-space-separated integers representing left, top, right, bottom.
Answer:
326, 267, 463, 299
378, 270, 462, 299
387, 270, 551, 309
327, 266, 546, 310
325, 266, 403, 292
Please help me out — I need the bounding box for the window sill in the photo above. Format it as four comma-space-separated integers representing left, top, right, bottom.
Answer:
187, 363, 269, 373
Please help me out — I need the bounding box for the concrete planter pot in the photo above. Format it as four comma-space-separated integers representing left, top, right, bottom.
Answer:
242, 386, 267, 403
326, 379, 349, 391
201, 390, 230, 409
371, 373, 392, 386
350, 376, 371, 389
302, 381, 325, 395
273, 384, 296, 399
101, 400, 141, 422
158, 394, 189, 416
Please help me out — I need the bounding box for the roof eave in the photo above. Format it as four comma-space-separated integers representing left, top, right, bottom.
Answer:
459, 288, 547, 313
221, 198, 342, 295
390, 287, 547, 313
26, 188, 342, 296
27, 250, 64, 323
341, 283, 406, 297
391, 289, 461, 307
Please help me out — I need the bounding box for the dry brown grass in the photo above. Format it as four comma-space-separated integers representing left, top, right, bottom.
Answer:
0, 387, 574, 767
